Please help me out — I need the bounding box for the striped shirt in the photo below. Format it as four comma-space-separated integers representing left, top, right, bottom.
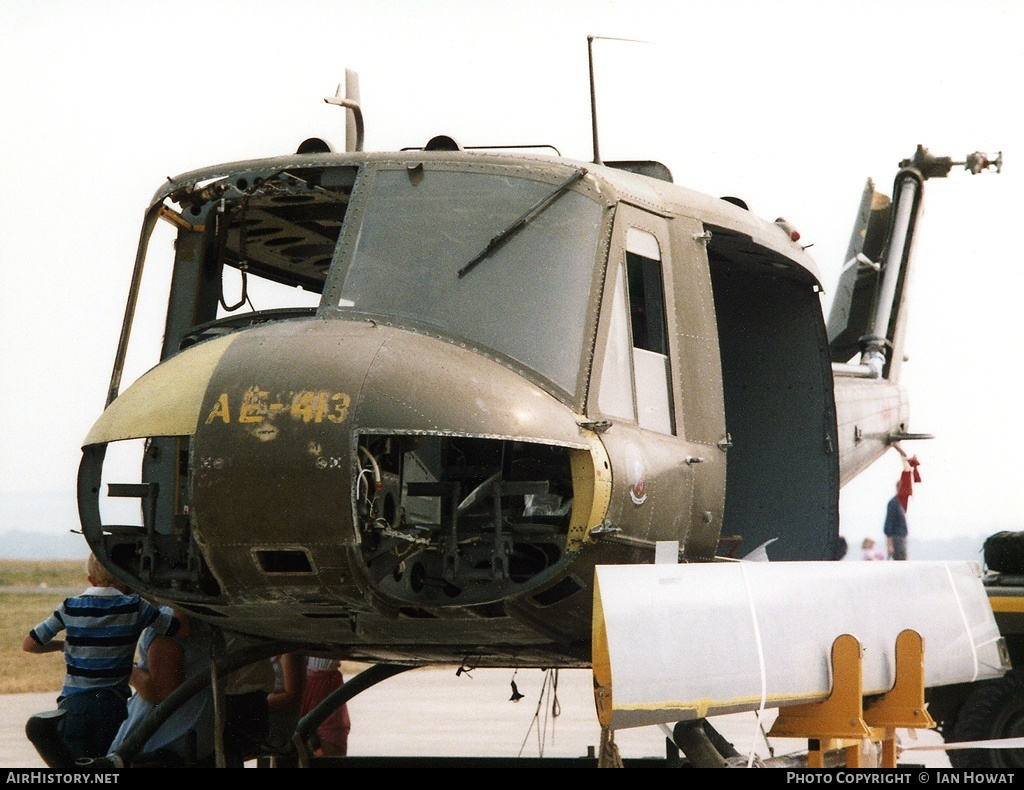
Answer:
29, 586, 180, 700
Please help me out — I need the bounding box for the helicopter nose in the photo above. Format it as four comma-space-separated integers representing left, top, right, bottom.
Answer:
81, 316, 607, 615
188, 318, 592, 570
188, 317, 593, 557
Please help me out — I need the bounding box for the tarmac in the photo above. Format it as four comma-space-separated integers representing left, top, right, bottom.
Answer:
1, 665, 951, 769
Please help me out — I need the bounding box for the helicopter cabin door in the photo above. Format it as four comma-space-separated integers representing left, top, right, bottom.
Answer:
705, 223, 840, 561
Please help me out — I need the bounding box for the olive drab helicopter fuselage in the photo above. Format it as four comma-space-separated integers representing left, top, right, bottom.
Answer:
77, 91, 1001, 669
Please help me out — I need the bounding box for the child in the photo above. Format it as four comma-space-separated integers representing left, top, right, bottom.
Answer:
861, 537, 885, 561
23, 553, 185, 759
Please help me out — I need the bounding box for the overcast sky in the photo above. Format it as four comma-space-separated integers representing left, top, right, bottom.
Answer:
1, 0, 1021, 557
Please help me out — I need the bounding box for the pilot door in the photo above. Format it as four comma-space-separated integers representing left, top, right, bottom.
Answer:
590, 205, 726, 560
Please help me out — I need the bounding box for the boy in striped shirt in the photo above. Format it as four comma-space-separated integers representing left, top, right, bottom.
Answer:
23, 553, 186, 759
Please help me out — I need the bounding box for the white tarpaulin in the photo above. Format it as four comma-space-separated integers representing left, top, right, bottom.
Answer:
592, 559, 1007, 730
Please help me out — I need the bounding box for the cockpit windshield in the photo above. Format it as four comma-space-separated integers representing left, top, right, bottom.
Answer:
330, 166, 606, 398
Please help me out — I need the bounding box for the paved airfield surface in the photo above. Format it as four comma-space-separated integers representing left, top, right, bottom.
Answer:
2, 666, 951, 769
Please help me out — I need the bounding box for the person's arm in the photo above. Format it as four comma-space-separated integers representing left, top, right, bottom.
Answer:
22, 607, 67, 654
132, 636, 184, 704
267, 653, 306, 712
22, 633, 63, 653
143, 601, 189, 638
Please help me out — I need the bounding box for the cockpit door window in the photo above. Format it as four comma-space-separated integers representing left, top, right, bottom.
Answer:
627, 228, 674, 435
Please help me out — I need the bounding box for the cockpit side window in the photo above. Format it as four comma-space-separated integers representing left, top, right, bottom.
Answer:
627, 252, 667, 355
595, 225, 675, 433
626, 228, 674, 435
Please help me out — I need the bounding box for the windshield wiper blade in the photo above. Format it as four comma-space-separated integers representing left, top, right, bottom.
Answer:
457, 167, 587, 279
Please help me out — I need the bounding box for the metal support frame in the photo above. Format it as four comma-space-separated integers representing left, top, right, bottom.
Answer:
769, 630, 935, 768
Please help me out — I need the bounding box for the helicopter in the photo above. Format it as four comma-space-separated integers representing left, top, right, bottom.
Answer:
68, 63, 1005, 766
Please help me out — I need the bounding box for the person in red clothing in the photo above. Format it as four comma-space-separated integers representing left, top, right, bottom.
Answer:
301, 657, 351, 756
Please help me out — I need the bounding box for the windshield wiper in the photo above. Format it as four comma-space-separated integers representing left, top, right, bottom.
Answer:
457, 167, 587, 279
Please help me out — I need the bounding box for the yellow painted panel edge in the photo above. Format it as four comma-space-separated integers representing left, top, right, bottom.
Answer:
989, 594, 1024, 614
83, 334, 235, 445
567, 432, 612, 551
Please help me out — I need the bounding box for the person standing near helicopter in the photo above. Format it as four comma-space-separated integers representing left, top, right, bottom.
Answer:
883, 446, 921, 561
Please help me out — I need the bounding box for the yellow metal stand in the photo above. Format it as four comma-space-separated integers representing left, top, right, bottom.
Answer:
768, 630, 935, 768
864, 629, 936, 768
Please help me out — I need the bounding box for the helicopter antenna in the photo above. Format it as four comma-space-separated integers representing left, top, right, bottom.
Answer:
587, 35, 652, 166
